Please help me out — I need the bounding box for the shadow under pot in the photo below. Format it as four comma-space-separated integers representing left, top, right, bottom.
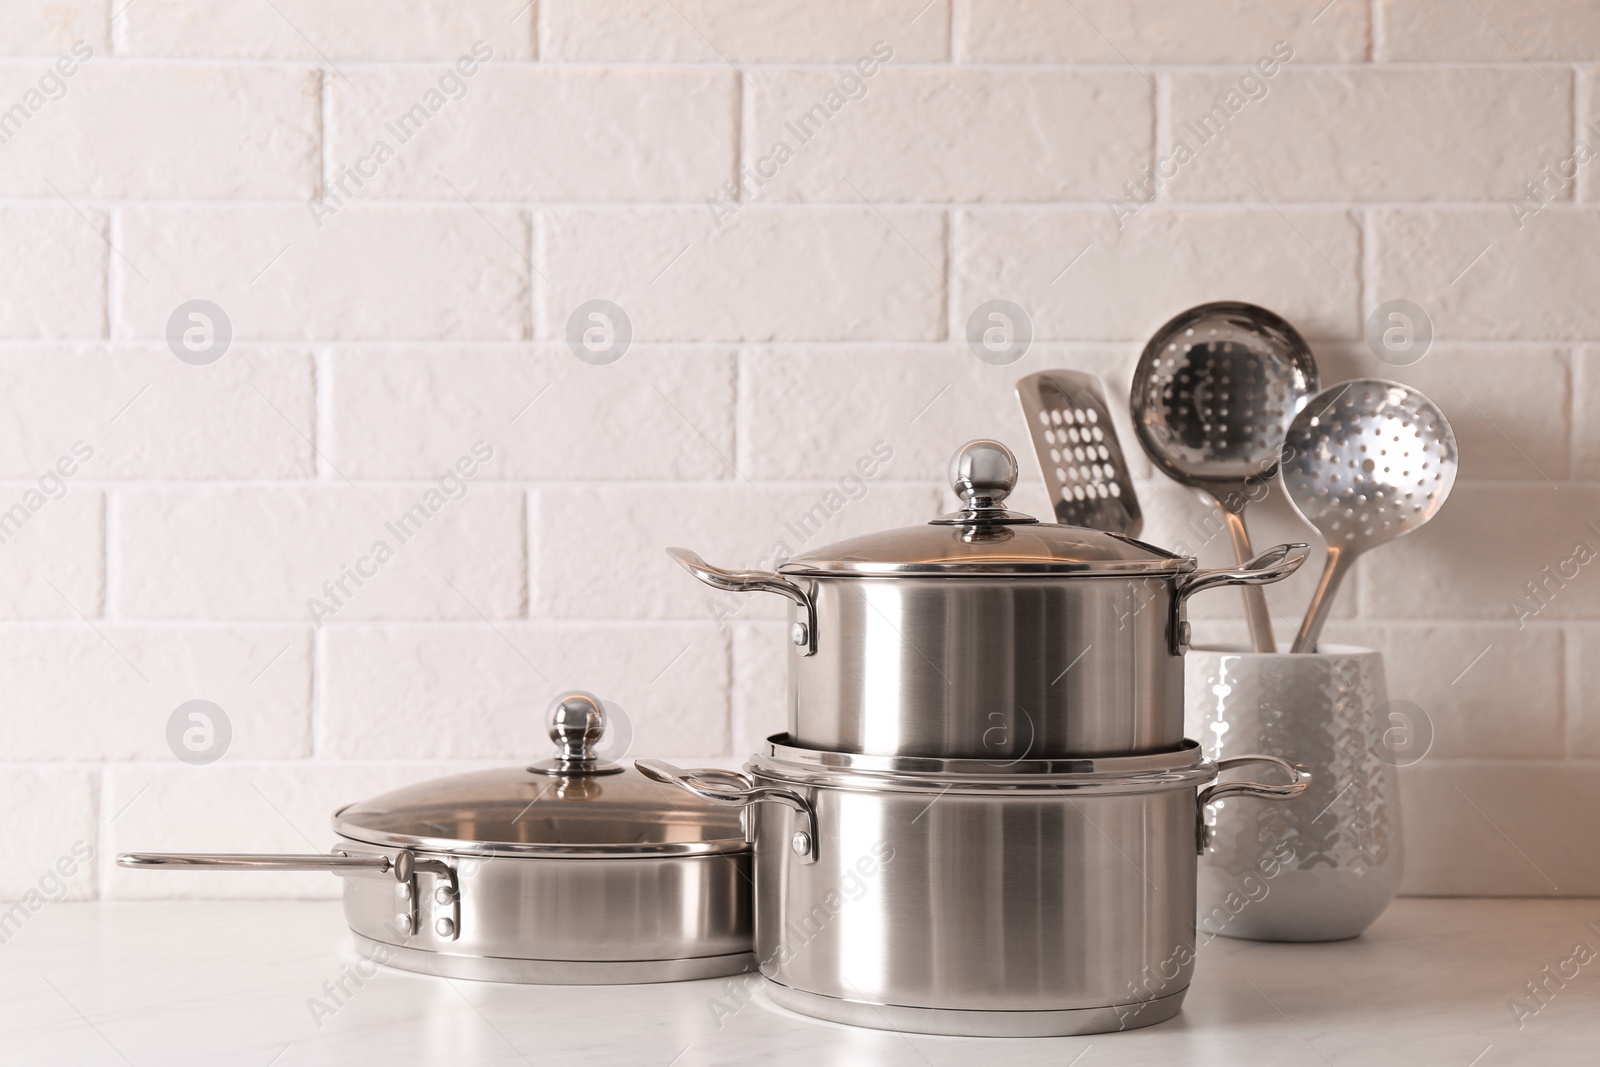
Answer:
670, 440, 1308, 760
117, 693, 754, 984
640, 741, 1310, 1037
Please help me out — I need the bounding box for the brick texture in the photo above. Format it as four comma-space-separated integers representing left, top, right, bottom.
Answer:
0, 1, 1593, 901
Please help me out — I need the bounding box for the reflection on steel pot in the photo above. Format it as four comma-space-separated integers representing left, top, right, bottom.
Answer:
670, 440, 1309, 759
118, 693, 754, 984
640, 740, 1310, 1037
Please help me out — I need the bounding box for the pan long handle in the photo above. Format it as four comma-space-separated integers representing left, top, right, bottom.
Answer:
116, 849, 453, 881
666, 547, 818, 656
637, 759, 819, 865
117, 849, 462, 940
119, 852, 397, 875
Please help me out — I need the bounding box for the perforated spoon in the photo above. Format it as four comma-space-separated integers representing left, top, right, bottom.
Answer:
1131, 302, 1319, 653
1281, 379, 1458, 654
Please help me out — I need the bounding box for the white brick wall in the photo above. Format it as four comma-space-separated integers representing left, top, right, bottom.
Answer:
1, 1, 1596, 899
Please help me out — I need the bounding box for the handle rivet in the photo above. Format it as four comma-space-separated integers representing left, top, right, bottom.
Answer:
790, 622, 809, 647
396, 882, 411, 901
395, 914, 414, 935
435, 917, 456, 937
434, 885, 456, 905
791, 831, 812, 856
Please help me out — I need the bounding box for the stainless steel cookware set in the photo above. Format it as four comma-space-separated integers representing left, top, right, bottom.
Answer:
659, 438, 1312, 1035
119, 369, 1355, 1037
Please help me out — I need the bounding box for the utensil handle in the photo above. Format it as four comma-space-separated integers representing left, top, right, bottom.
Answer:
1195, 755, 1312, 853
1290, 546, 1352, 654
666, 547, 818, 656
1224, 509, 1276, 653
637, 759, 819, 864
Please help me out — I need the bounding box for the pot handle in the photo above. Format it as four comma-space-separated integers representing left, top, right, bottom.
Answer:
666, 547, 818, 656
1194, 755, 1312, 854
1169, 543, 1310, 654
116, 849, 462, 940
637, 759, 819, 865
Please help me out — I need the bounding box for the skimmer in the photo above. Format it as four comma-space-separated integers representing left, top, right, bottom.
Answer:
1131, 302, 1319, 653
1281, 378, 1458, 653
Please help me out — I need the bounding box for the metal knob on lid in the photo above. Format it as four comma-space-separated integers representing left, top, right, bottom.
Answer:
529, 691, 624, 777
931, 440, 1039, 527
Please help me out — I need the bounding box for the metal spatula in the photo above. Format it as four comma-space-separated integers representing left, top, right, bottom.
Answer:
1016, 370, 1142, 535
1281, 378, 1458, 653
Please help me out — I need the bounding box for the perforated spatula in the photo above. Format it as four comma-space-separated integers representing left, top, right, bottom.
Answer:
1016, 370, 1142, 536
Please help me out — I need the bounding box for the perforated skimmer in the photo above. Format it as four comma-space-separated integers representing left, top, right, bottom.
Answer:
1281, 378, 1458, 653
1016, 370, 1142, 535
1132, 302, 1319, 652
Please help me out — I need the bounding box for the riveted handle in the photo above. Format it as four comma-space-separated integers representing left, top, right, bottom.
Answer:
1169, 543, 1310, 653
117, 851, 406, 876
117, 849, 463, 941
1194, 755, 1312, 854
666, 547, 818, 656
637, 759, 819, 864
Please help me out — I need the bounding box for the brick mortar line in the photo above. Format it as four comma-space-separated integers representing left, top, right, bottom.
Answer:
14, 200, 1598, 210
19, 757, 764, 772
0, 57, 1585, 71
17, 756, 1595, 770
0, 619, 745, 628
0, 617, 1579, 628
0, 338, 1577, 348
0, 476, 1580, 489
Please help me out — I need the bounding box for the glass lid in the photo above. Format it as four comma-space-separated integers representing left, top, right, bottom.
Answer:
333, 693, 748, 858
777, 440, 1192, 577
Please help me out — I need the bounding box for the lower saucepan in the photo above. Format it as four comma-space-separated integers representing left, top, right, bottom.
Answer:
640, 738, 1309, 1037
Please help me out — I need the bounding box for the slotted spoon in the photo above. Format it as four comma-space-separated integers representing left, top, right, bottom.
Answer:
1281, 378, 1458, 654
1015, 370, 1142, 535
1131, 302, 1319, 653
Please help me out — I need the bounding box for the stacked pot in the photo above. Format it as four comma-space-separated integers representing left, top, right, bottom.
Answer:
649, 440, 1314, 1037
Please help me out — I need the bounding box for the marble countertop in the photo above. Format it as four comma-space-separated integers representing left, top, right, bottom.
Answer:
0, 897, 1595, 1065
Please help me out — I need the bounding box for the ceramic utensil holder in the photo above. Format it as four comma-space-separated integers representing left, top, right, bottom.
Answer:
1185, 644, 1403, 942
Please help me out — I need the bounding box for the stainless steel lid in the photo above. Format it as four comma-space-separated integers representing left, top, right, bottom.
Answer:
778, 440, 1192, 577
333, 692, 749, 858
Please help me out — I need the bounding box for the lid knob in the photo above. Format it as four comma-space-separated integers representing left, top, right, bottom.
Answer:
930, 440, 1038, 527
948, 439, 1018, 508
530, 691, 624, 777
549, 691, 605, 762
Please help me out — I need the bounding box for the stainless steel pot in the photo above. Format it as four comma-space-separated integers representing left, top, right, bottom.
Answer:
118, 694, 754, 984
670, 440, 1308, 759
641, 740, 1309, 1037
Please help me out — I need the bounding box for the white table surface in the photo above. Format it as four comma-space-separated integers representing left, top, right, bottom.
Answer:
0, 897, 1594, 1065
